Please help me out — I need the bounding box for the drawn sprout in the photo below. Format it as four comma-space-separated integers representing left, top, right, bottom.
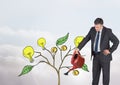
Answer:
19, 33, 89, 85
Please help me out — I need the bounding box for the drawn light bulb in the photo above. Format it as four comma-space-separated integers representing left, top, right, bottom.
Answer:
72, 70, 79, 76
74, 36, 84, 47
23, 46, 34, 63
37, 38, 46, 49
51, 47, 58, 53
61, 45, 67, 51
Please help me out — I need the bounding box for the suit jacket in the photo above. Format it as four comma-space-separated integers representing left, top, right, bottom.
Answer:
78, 26, 119, 61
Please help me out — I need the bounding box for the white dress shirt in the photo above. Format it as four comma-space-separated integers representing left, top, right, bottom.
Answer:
93, 28, 103, 52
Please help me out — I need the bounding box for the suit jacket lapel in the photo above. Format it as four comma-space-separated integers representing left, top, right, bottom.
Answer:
100, 27, 106, 46
93, 28, 97, 44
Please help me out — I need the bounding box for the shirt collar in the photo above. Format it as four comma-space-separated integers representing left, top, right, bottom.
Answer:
98, 27, 103, 33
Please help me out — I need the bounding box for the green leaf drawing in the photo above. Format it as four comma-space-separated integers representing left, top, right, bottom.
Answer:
82, 64, 89, 72
56, 33, 69, 46
19, 65, 34, 76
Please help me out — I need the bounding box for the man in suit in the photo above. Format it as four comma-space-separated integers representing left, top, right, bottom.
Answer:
76, 18, 119, 85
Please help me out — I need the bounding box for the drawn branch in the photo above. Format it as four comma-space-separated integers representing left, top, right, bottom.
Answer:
60, 66, 72, 69
57, 46, 63, 61
34, 51, 50, 64
59, 46, 72, 70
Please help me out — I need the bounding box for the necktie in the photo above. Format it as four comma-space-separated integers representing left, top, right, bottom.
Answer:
95, 31, 100, 52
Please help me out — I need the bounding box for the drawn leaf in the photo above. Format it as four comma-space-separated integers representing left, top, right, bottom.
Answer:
82, 64, 89, 72
56, 33, 69, 46
19, 65, 34, 76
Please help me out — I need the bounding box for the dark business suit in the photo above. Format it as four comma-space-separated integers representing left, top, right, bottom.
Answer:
78, 26, 119, 85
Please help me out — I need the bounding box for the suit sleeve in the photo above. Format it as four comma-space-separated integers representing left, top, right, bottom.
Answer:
77, 28, 92, 50
109, 29, 119, 53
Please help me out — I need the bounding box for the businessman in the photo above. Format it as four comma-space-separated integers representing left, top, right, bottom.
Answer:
76, 18, 119, 85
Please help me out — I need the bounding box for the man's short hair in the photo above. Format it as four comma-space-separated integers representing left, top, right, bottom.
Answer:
94, 18, 104, 25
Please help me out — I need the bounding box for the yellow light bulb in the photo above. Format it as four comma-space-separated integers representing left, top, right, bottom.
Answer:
37, 38, 46, 49
72, 70, 79, 76
74, 36, 84, 47
23, 46, 34, 63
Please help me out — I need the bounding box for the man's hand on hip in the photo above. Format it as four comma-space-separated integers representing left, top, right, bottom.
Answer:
103, 49, 110, 56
